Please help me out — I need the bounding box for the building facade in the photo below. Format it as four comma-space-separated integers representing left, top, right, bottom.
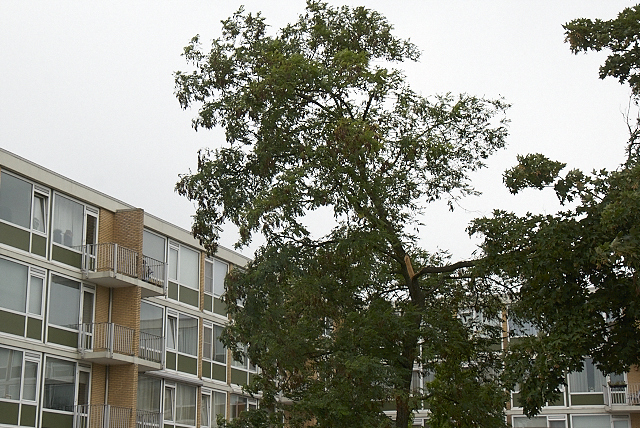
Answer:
0, 148, 255, 428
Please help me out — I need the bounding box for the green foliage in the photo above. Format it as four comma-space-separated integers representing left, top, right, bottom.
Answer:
175, 2, 510, 427
471, 5, 640, 417
564, 4, 640, 97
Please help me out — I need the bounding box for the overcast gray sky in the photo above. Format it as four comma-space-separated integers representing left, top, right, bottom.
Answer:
0, 1, 635, 260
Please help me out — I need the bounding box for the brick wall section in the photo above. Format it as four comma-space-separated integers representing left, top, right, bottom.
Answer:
108, 364, 138, 428
94, 286, 110, 324
90, 364, 106, 406
112, 286, 141, 354
98, 209, 115, 273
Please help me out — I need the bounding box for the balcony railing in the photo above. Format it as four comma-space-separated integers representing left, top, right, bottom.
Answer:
78, 243, 166, 291
79, 323, 163, 364
604, 383, 640, 406
74, 405, 161, 428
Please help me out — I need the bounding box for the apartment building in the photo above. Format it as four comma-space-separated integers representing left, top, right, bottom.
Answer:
0, 148, 255, 428
504, 318, 638, 428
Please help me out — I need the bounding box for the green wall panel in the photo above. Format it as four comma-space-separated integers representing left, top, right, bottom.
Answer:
231, 368, 247, 386
168, 282, 178, 300
204, 295, 213, 312
0, 222, 29, 251
41, 410, 73, 428
179, 286, 199, 307
214, 297, 226, 317
203, 361, 211, 378
31, 234, 47, 257
177, 354, 198, 376
20, 403, 37, 427
212, 363, 226, 382
26, 317, 42, 340
48, 326, 78, 348
51, 245, 82, 269
166, 351, 176, 370
0, 310, 25, 336
0, 401, 19, 425
570, 393, 604, 405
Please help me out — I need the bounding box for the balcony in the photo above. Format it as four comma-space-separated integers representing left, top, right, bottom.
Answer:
74, 404, 161, 428
79, 243, 166, 297
79, 323, 163, 371
604, 383, 640, 411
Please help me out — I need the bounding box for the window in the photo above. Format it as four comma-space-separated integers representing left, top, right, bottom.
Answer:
509, 318, 538, 337
143, 230, 166, 284
202, 389, 226, 427
164, 382, 196, 426
205, 259, 227, 298
0, 347, 40, 402
0, 257, 44, 318
166, 311, 198, 357
571, 415, 624, 428
203, 322, 226, 364
168, 242, 199, 290
0, 171, 49, 232
137, 375, 161, 414
43, 358, 89, 412
51, 193, 98, 265
569, 358, 606, 393
232, 344, 256, 372
140, 301, 164, 338
48, 274, 94, 332
230, 394, 257, 420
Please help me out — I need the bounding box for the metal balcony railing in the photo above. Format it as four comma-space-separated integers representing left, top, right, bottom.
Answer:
74, 405, 161, 428
74, 404, 131, 428
78, 243, 166, 291
604, 382, 640, 405
79, 323, 163, 364
135, 409, 162, 428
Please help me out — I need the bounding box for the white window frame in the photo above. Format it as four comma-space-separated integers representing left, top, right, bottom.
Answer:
0, 170, 51, 235
168, 241, 200, 292
42, 357, 91, 414
0, 346, 41, 403
50, 192, 98, 259
166, 310, 198, 359
46, 273, 95, 336
0, 256, 46, 322
203, 321, 227, 374
205, 258, 228, 300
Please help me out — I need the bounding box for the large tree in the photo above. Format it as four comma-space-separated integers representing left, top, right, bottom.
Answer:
470, 4, 640, 417
175, 2, 510, 427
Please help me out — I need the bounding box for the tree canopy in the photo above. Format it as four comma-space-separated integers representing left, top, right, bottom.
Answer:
471, 3, 640, 417
175, 2, 510, 427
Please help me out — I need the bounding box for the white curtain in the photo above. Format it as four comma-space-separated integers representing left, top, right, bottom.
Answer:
572, 415, 610, 428
53, 194, 83, 248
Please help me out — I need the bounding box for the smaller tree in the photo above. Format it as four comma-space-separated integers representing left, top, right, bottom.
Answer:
471, 4, 640, 416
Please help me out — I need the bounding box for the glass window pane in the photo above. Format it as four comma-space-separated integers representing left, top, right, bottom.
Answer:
549, 421, 566, 428
28, 276, 43, 315
166, 316, 177, 350
213, 392, 226, 427
169, 248, 178, 281
178, 314, 198, 356
572, 415, 610, 428
85, 214, 97, 247
77, 371, 89, 406
164, 386, 174, 421
201, 394, 211, 427
82, 291, 94, 325
214, 326, 226, 364
179, 246, 199, 289
137, 375, 161, 412
230, 395, 247, 419
32, 194, 47, 233
53, 195, 84, 248
214, 260, 227, 297
176, 383, 196, 425
203, 326, 212, 360
205, 261, 213, 294
49, 275, 80, 328
512, 416, 547, 428
569, 358, 606, 393
140, 302, 164, 337
0, 258, 28, 313
23, 360, 38, 401
0, 171, 32, 229
43, 358, 75, 411
0, 348, 22, 400
143, 230, 166, 262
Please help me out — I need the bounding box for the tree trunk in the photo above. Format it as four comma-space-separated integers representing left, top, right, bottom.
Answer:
396, 394, 411, 428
